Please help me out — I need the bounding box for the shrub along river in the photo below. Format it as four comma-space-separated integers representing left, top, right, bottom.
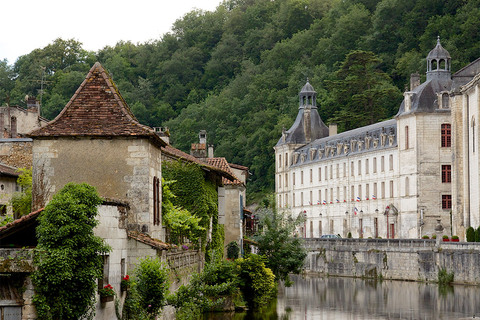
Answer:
206, 274, 480, 319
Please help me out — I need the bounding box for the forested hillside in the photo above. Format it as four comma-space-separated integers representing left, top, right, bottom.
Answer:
1, 0, 479, 200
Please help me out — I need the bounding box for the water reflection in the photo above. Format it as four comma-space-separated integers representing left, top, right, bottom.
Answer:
276, 275, 480, 319
206, 275, 480, 319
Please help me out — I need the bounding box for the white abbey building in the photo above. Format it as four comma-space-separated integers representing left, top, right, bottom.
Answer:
275, 39, 480, 239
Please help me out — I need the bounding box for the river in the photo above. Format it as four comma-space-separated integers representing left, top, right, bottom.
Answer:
207, 274, 480, 319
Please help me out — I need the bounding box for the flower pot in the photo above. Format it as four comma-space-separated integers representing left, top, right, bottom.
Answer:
442, 238, 449, 242
100, 295, 114, 303
451, 238, 459, 242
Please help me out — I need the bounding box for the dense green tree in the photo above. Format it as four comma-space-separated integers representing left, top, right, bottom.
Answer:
254, 195, 307, 284
33, 183, 109, 320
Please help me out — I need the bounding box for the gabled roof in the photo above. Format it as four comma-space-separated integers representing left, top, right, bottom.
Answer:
206, 157, 243, 186
28, 62, 166, 147
162, 145, 236, 182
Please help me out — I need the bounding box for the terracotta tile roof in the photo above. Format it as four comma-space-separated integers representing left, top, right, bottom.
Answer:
0, 163, 19, 178
162, 145, 236, 183
206, 157, 243, 186
191, 143, 206, 150
229, 163, 249, 171
0, 208, 43, 238
127, 231, 170, 250
28, 62, 166, 147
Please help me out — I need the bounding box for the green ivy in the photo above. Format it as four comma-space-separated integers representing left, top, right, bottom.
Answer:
11, 168, 32, 218
162, 178, 204, 245
32, 183, 110, 320
162, 161, 221, 256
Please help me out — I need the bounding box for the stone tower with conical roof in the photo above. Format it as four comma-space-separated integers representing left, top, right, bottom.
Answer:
274, 80, 330, 210
396, 38, 453, 237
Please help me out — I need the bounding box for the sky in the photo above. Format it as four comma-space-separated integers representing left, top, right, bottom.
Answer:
1, 0, 222, 65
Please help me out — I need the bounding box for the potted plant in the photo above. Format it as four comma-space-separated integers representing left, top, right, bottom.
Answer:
432, 234, 437, 239
422, 235, 429, 239
99, 284, 115, 302
121, 275, 130, 292
442, 235, 450, 242
451, 235, 460, 242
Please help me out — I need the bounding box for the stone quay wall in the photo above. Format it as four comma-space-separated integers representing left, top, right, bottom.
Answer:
303, 238, 480, 284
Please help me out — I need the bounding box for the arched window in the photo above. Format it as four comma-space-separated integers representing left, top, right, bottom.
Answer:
441, 124, 451, 147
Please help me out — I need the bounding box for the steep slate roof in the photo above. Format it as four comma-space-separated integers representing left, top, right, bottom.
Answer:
206, 157, 243, 186
28, 62, 166, 147
161, 145, 237, 182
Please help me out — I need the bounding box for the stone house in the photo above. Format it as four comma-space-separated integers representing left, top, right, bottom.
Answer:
275, 39, 480, 239
0, 61, 234, 320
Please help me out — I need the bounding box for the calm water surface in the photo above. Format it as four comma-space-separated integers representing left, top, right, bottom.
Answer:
207, 275, 480, 320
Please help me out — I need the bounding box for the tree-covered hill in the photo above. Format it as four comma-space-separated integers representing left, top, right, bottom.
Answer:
1, 0, 479, 201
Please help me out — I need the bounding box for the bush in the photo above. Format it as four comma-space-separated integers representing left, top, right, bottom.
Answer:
466, 226, 475, 242
134, 257, 170, 317
475, 226, 480, 242
236, 254, 276, 309
422, 235, 429, 239
226, 241, 240, 260
438, 268, 454, 285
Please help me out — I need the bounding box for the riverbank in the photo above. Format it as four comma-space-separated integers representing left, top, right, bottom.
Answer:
303, 238, 480, 284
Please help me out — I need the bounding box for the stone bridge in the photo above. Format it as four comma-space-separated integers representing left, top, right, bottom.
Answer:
302, 238, 480, 284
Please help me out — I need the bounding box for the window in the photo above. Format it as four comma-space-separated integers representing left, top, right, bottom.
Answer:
310, 191, 313, 205
472, 118, 476, 153
279, 154, 282, 169
405, 126, 409, 149
441, 124, 451, 148
310, 169, 313, 183
381, 156, 385, 172
285, 153, 288, 166
293, 173, 295, 186
310, 221, 313, 238
330, 188, 333, 203
358, 160, 362, 175
293, 193, 296, 207
301, 171, 304, 184
336, 164, 340, 178
318, 167, 322, 181
351, 161, 354, 176
373, 183, 377, 199
278, 195, 282, 207
278, 174, 281, 188
366, 184, 369, 199
285, 196, 288, 207
374, 218, 378, 238
330, 165, 333, 179
389, 180, 394, 198
351, 186, 354, 200
389, 154, 393, 171
343, 162, 346, 177
301, 192, 304, 206
318, 190, 321, 203
318, 221, 322, 236
330, 220, 334, 234
373, 157, 377, 173
442, 195, 452, 209
358, 184, 362, 200
359, 218, 363, 238
153, 176, 160, 226
442, 165, 451, 183
366, 159, 369, 174
285, 174, 288, 187
325, 166, 328, 180
325, 189, 328, 202
343, 186, 347, 201
381, 182, 385, 199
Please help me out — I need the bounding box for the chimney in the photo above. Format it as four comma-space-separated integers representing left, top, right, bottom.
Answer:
26, 96, 39, 111
153, 127, 170, 144
208, 145, 214, 158
410, 73, 420, 91
329, 123, 338, 136
199, 130, 207, 144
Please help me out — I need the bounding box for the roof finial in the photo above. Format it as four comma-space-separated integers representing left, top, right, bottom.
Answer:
437, 35, 440, 45
306, 77, 309, 83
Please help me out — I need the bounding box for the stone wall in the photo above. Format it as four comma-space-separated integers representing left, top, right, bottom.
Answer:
304, 238, 480, 284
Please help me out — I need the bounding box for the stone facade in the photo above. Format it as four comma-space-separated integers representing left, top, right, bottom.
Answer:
275, 39, 480, 239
